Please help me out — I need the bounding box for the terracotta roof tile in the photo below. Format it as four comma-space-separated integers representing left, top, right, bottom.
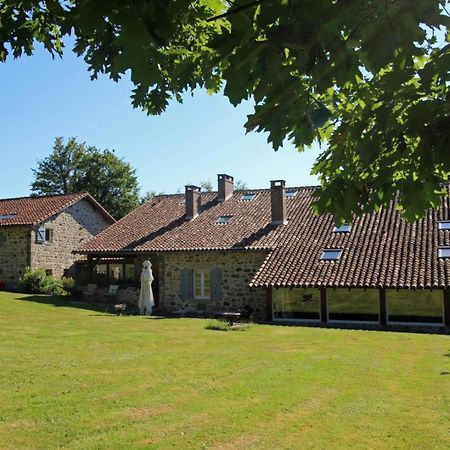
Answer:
0, 193, 115, 226
78, 186, 450, 289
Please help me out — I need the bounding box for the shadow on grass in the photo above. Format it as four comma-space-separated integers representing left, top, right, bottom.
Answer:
14, 294, 108, 313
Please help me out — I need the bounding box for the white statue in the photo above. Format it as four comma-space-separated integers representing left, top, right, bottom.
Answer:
138, 260, 155, 315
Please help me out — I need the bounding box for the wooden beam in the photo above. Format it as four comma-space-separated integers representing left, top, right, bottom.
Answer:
379, 288, 387, 325
266, 287, 273, 322
320, 288, 327, 323
87, 255, 94, 283
444, 289, 450, 327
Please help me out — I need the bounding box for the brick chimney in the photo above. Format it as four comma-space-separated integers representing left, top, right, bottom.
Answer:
217, 174, 234, 202
271, 180, 287, 225
185, 185, 201, 220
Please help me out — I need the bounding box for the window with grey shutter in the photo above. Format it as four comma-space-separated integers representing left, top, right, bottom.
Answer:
211, 268, 222, 301
36, 227, 45, 244
180, 268, 193, 300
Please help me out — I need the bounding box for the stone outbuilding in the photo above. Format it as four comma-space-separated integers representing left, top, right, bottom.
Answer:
77, 175, 450, 330
0, 193, 115, 288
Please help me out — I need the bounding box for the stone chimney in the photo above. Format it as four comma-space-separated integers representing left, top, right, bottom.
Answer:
185, 185, 201, 220
217, 174, 234, 202
271, 180, 287, 225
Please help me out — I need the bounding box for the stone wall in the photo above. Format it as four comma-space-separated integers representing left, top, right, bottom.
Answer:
161, 250, 269, 321
30, 199, 111, 279
0, 226, 30, 286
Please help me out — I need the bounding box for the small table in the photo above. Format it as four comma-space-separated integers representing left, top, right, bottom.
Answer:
214, 312, 241, 325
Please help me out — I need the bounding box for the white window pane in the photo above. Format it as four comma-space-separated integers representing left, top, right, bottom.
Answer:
320, 249, 342, 260
333, 224, 351, 233
438, 248, 450, 258
438, 221, 450, 230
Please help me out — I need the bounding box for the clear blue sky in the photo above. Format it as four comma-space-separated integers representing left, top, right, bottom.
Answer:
0, 42, 321, 199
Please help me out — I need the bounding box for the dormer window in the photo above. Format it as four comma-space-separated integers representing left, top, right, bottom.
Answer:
241, 193, 256, 201
320, 249, 343, 261
333, 223, 352, 233
438, 221, 450, 230
285, 190, 297, 199
438, 247, 450, 258
217, 215, 232, 224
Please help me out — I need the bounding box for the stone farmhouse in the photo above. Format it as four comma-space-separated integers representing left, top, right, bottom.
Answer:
0, 193, 115, 287
77, 175, 450, 329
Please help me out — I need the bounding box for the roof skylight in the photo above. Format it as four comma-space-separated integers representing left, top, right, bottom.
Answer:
438, 247, 450, 258
217, 215, 232, 224
333, 223, 352, 233
0, 214, 17, 220
241, 193, 256, 201
438, 221, 450, 230
320, 249, 343, 261
285, 191, 298, 199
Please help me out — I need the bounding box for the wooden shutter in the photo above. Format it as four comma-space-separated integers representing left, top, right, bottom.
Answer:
211, 268, 222, 301
36, 227, 45, 244
180, 268, 193, 301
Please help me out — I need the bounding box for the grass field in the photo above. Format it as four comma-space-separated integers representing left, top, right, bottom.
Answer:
0, 292, 449, 449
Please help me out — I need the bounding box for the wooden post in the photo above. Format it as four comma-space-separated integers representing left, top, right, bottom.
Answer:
266, 287, 273, 322
320, 288, 327, 323
444, 289, 450, 327
87, 255, 94, 283
379, 288, 387, 325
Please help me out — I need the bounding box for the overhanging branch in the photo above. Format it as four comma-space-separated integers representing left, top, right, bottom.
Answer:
207, 0, 268, 22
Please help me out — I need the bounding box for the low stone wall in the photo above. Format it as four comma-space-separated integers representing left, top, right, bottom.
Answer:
117, 287, 139, 305
84, 285, 140, 305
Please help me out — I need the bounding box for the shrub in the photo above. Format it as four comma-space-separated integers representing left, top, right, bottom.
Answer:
20, 268, 75, 296
205, 320, 231, 331
204, 320, 250, 332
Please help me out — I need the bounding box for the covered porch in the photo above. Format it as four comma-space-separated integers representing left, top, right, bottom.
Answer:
78, 253, 161, 307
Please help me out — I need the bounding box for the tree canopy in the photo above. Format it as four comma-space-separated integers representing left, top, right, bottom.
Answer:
2, 1, 449, 221
31, 137, 140, 219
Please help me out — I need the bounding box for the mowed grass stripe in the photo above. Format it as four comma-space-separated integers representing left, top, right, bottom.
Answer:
0, 292, 449, 449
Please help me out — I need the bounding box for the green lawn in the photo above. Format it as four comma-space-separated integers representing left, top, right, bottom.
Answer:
0, 292, 449, 449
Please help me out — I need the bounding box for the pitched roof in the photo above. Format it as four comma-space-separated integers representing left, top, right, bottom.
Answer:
250, 188, 450, 289
78, 186, 450, 289
78, 190, 287, 253
0, 193, 115, 226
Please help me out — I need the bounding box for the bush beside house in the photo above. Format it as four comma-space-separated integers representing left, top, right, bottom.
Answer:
20, 267, 75, 296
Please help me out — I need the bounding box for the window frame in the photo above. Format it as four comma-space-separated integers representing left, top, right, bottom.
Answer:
45, 228, 53, 243
438, 221, 450, 230
0, 213, 17, 220
241, 193, 256, 201
320, 249, 343, 261
333, 224, 352, 233
438, 247, 450, 258
285, 190, 298, 199
217, 215, 232, 224
193, 268, 211, 300
109, 264, 124, 282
